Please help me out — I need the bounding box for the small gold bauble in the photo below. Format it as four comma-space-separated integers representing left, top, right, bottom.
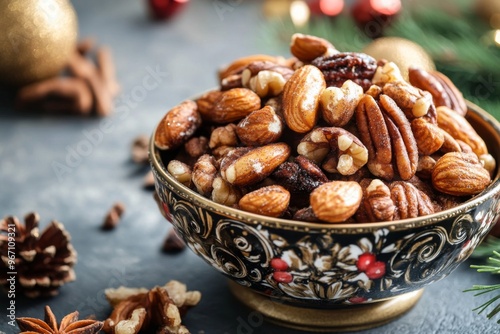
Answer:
0, 0, 78, 87
362, 37, 435, 81
476, 0, 500, 27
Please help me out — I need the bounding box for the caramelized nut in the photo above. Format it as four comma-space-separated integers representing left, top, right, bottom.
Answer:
320, 80, 363, 127
432, 152, 491, 196
220, 143, 291, 186
192, 154, 218, 196
211, 176, 242, 206
437, 106, 488, 157
238, 185, 290, 217
282, 65, 326, 133
155, 100, 202, 150
211, 88, 261, 123
236, 106, 283, 146
310, 181, 363, 223
167, 160, 192, 187
290, 33, 336, 62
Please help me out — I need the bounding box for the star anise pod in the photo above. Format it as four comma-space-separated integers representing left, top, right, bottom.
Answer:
17, 305, 103, 334
0, 213, 77, 298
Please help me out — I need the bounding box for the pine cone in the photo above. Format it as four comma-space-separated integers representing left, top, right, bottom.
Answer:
0, 213, 77, 298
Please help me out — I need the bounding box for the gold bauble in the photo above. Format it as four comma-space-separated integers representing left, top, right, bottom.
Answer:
362, 37, 435, 81
0, 0, 78, 87
476, 0, 500, 28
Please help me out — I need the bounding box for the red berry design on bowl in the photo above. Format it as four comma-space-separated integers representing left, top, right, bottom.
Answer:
273, 271, 293, 283
271, 258, 289, 271
348, 296, 367, 304
365, 261, 386, 280
356, 252, 376, 272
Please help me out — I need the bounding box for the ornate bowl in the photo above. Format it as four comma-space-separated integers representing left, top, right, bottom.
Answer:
150, 101, 500, 332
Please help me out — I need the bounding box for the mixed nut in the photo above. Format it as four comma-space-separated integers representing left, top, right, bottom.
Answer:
155, 33, 496, 224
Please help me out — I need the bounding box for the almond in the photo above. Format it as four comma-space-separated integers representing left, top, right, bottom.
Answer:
211, 88, 261, 123
154, 100, 201, 150
236, 105, 283, 146
437, 106, 488, 157
220, 143, 291, 186
196, 90, 222, 120
310, 181, 363, 223
238, 185, 290, 217
282, 65, 326, 133
290, 33, 336, 62
411, 117, 444, 156
432, 152, 491, 196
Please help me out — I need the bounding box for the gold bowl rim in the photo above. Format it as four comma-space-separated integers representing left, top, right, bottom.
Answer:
150, 100, 500, 233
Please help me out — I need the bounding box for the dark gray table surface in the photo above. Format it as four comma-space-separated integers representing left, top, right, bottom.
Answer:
1, 1, 499, 333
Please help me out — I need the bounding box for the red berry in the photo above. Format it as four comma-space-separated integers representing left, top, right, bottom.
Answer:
365, 261, 386, 280
270, 258, 289, 271
348, 296, 367, 304
273, 271, 293, 283
148, 0, 188, 20
356, 252, 376, 272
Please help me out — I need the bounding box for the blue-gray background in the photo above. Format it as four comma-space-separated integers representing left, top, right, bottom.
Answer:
0, 1, 498, 333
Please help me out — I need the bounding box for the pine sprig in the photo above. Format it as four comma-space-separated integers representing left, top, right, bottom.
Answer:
465, 248, 500, 323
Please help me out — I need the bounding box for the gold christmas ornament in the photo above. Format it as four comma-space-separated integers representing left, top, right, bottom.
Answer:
362, 37, 435, 81
476, 0, 500, 28
0, 0, 78, 87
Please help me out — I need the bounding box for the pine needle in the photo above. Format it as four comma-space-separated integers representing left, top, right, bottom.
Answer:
465, 249, 500, 323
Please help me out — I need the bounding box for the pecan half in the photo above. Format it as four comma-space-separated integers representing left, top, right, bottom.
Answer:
379, 94, 419, 180
355, 95, 394, 179
390, 181, 434, 220
311, 52, 377, 91
360, 179, 396, 222
297, 127, 368, 175
355, 95, 418, 180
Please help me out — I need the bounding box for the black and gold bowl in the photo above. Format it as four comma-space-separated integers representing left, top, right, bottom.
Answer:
150, 101, 500, 332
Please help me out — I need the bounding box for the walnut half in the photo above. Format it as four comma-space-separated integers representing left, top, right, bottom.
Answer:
103, 280, 201, 334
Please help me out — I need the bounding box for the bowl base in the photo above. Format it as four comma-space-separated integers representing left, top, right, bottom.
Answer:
228, 281, 423, 332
